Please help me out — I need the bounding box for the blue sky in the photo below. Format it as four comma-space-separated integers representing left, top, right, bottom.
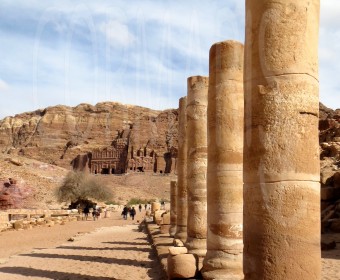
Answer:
0, 0, 339, 119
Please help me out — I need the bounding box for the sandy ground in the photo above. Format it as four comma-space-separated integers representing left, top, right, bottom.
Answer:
0, 210, 339, 279
322, 233, 340, 280
0, 210, 166, 280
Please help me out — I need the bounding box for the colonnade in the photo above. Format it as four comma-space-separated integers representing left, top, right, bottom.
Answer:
169, 0, 321, 279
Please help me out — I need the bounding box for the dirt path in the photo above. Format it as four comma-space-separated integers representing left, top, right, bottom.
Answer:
0, 210, 165, 280
0, 209, 339, 279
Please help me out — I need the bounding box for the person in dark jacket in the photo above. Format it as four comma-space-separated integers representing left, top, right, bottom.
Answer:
83, 206, 90, 220
122, 205, 128, 220
130, 207, 136, 220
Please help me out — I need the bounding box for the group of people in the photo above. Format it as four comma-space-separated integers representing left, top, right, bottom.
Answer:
121, 206, 137, 220
121, 203, 154, 220
82, 205, 102, 221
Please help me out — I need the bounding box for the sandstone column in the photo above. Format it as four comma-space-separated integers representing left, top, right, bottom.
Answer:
202, 41, 244, 280
169, 180, 178, 237
174, 97, 188, 242
244, 1, 321, 279
185, 76, 209, 258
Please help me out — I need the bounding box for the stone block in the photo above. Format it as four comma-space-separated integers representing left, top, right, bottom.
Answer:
167, 254, 197, 279
153, 237, 173, 246
14, 220, 23, 230
173, 239, 185, 247
154, 210, 166, 225
161, 212, 170, 225
160, 224, 171, 234
36, 218, 46, 225
151, 202, 161, 213
168, 246, 188, 256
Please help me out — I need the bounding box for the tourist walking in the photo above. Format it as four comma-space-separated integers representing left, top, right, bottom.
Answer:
122, 205, 128, 220
130, 207, 136, 220
139, 204, 142, 212
83, 206, 90, 220
92, 208, 98, 221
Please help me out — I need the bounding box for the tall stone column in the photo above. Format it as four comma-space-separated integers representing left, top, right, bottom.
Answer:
202, 41, 244, 280
244, 1, 321, 279
174, 97, 188, 242
169, 180, 177, 237
185, 76, 209, 258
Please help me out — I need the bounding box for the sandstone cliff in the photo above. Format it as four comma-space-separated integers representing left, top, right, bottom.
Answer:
0, 102, 178, 169
1, 101, 339, 214
319, 104, 340, 232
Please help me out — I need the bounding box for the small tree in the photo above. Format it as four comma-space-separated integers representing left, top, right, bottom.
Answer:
56, 171, 113, 207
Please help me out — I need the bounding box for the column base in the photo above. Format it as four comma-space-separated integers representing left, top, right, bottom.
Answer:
174, 226, 187, 243
169, 225, 177, 237
185, 237, 207, 258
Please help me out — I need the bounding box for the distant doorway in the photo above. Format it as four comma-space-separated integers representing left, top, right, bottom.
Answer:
101, 168, 109, 174
111, 168, 115, 174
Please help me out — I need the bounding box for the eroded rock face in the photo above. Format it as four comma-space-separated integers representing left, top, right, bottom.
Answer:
0, 178, 32, 210
319, 104, 340, 232
0, 102, 178, 169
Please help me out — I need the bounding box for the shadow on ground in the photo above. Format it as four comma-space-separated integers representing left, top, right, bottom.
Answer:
0, 267, 116, 280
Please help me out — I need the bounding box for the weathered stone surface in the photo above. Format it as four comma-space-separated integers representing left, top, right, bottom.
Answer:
169, 180, 177, 237
0, 178, 32, 210
185, 76, 208, 258
168, 246, 188, 256
202, 40, 244, 279
174, 97, 188, 243
151, 202, 161, 213
160, 224, 171, 234
13, 220, 24, 230
0, 102, 178, 170
161, 212, 170, 225
154, 210, 166, 225
167, 254, 197, 279
173, 239, 185, 247
244, 1, 321, 279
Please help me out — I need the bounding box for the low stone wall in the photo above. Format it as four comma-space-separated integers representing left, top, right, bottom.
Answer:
0, 209, 80, 232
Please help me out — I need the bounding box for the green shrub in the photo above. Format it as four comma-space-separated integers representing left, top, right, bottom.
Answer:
127, 198, 156, 206
105, 201, 121, 205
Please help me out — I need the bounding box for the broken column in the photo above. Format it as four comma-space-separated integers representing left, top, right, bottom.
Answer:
244, 0, 321, 279
169, 180, 177, 237
185, 76, 209, 258
202, 41, 244, 280
174, 97, 188, 243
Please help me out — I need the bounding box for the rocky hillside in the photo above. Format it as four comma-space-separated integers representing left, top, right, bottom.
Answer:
0, 101, 339, 213
0, 102, 178, 169
319, 104, 340, 232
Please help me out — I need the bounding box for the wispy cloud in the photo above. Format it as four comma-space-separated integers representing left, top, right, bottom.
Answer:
0, 0, 338, 120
